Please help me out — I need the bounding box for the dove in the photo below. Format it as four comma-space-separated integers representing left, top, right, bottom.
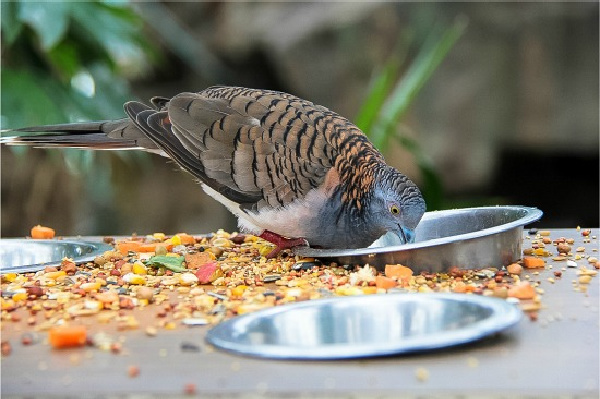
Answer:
3, 86, 426, 257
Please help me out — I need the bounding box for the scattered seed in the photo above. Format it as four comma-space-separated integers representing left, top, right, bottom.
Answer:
180, 341, 201, 352
127, 365, 140, 378
415, 367, 430, 382
1, 341, 12, 356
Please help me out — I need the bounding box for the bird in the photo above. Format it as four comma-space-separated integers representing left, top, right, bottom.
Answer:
3, 86, 426, 257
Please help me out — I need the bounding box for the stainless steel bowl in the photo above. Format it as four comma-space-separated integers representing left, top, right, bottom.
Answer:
0, 239, 112, 273
206, 293, 522, 359
295, 206, 542, 272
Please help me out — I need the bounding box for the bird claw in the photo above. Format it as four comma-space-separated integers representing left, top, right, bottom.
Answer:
259, 231, 309, 259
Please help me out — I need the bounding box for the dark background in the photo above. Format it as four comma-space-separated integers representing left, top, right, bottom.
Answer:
2, 1, 598, 237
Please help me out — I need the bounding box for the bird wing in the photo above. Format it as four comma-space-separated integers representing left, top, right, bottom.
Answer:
127, 87, 338, 212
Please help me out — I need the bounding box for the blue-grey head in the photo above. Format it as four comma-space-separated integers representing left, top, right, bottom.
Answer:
366, 166, 426, 245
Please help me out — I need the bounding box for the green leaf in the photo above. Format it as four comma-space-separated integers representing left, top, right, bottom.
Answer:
145, 255, 186, 273
394, 134, 444, 211
1, 1, 24, 45
370, 16, 468, 150
19, 1, 70, 49
70, 2, 143, 59
355, 59, 400, 134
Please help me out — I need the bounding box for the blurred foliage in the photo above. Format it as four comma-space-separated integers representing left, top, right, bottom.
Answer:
1, 0, 158, 233
1, 0, 158, 129
356, 16, 467, 211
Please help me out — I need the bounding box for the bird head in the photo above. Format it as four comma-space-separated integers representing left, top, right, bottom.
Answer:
366, 167, 426, 245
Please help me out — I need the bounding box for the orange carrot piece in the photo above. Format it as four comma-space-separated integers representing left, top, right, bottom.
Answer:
384, 264, 413, 278
137, 243, 173, 253
48, 325, 87, 348
175, 233, 196, 246
508, 281, 536, 299
116, 240, 142, 254
375, 275, 397, 290
385, 264, 413, 287
523, 256, 545, 269
31, 225, 55, 239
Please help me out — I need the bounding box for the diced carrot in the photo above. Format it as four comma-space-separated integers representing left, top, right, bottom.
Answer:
375, 275, 397, 290
385, 264, 413, 287
384, 264, 413, 278
508, 281, 536, 299
116, 240, 142, 254
175, 233, 196, 246
31, 225, 55, 239
453, 281, 467, 293
523, 256, 545, 269
137, 243, 173, 253
48, 325, 87, 348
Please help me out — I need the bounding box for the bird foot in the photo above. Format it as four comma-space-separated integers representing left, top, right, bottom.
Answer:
259, 231, 309, 259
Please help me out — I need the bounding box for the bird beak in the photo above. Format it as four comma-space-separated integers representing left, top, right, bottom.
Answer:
396, 225, 416, 245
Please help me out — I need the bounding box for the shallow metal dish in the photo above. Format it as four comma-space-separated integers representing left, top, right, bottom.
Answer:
206, 293, 522, 359
295, 206, 542, 272
0, 239, 112, 273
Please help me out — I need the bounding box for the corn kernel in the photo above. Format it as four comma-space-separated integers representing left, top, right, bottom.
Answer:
164, 321, 177, 330
259, 245, 274, 258
1, 298, 15, 310
231, 285, 247, 298
2, 273, 17, 283
12, 292, 27, 302
45, 271, 66, 280
132, 262, 147, 275
128, 275, 147, 285
171, 235, 182, 246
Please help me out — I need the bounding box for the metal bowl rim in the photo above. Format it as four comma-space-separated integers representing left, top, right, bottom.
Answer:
0, 238, 112, 273
295, 205, 542, 258
206, 293, 523, 359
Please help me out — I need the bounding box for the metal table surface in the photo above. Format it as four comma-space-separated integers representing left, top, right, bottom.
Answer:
1, 228, 598, 398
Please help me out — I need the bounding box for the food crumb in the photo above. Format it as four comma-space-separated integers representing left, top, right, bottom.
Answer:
415, 367, 430, 382
230, 361, 241, 371
183, 383, 197, 395
467, 356, 479, 368
1, 341, 12, 356
127, 365, 140, 378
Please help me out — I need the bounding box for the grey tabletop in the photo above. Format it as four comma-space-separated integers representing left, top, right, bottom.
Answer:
1, 228, 598, 398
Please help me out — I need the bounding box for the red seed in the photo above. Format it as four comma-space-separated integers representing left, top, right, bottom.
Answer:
128, 365, 140, 378
183, 383, 197, 395
60, 260, 77, 275
528, 311, 538, 322
1, 341, 12, 356
554, 271, 563, 277
26, 286, 44, 298
21, 333, 34, 346
110, 342, 122, 354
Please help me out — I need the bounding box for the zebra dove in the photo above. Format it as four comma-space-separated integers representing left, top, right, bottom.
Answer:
3, 86, 426, 257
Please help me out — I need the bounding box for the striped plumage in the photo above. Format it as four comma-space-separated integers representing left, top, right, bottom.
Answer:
4, 86, 426, 253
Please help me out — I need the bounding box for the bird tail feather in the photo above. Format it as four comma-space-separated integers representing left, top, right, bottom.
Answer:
1, 119, 155, 150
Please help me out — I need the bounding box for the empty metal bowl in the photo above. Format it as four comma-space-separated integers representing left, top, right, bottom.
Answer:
206, 293, 522, 359
0, 239, 112, 273
295, 206, 543, 272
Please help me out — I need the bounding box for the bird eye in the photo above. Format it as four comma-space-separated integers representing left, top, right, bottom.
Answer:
390, 204, 400, 215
